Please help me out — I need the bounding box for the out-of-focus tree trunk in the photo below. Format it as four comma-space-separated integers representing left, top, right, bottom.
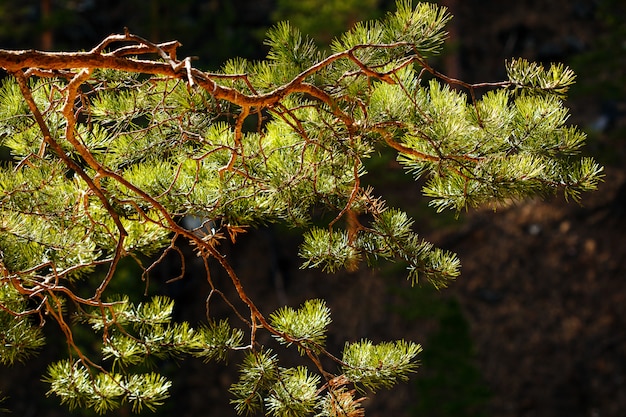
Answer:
151, 0, 160, 42
41, 0, 53, 50
442, 0, 460, 80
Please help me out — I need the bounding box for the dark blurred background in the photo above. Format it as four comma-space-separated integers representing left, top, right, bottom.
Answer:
1, 1, 625, 416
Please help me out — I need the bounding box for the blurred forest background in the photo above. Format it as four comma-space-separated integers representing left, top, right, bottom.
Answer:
1, 1, 625, 416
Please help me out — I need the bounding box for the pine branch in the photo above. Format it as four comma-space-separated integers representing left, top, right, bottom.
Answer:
0, 1, 602, 414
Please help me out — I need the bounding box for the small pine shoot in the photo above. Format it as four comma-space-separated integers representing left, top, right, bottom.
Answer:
342, 340, 423, 391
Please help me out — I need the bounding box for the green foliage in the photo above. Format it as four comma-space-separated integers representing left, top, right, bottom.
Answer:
81, 295, 244, 367
44, 360, 171, 413
364, 209, 461, 288
388, 73, 603, 212
269, 299, 332, 354
506, 58, 577, 98
300, 208, 461, 288
0, 284, 45, 365
330, 0, 450, 56
300, 228, 361, 273
342, 339, 422, 391
39, 295, 243, 414
230, 350, 280, 415
265, 22, 320, 76
265, 366, 321, 417
0, 1, 602, 415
